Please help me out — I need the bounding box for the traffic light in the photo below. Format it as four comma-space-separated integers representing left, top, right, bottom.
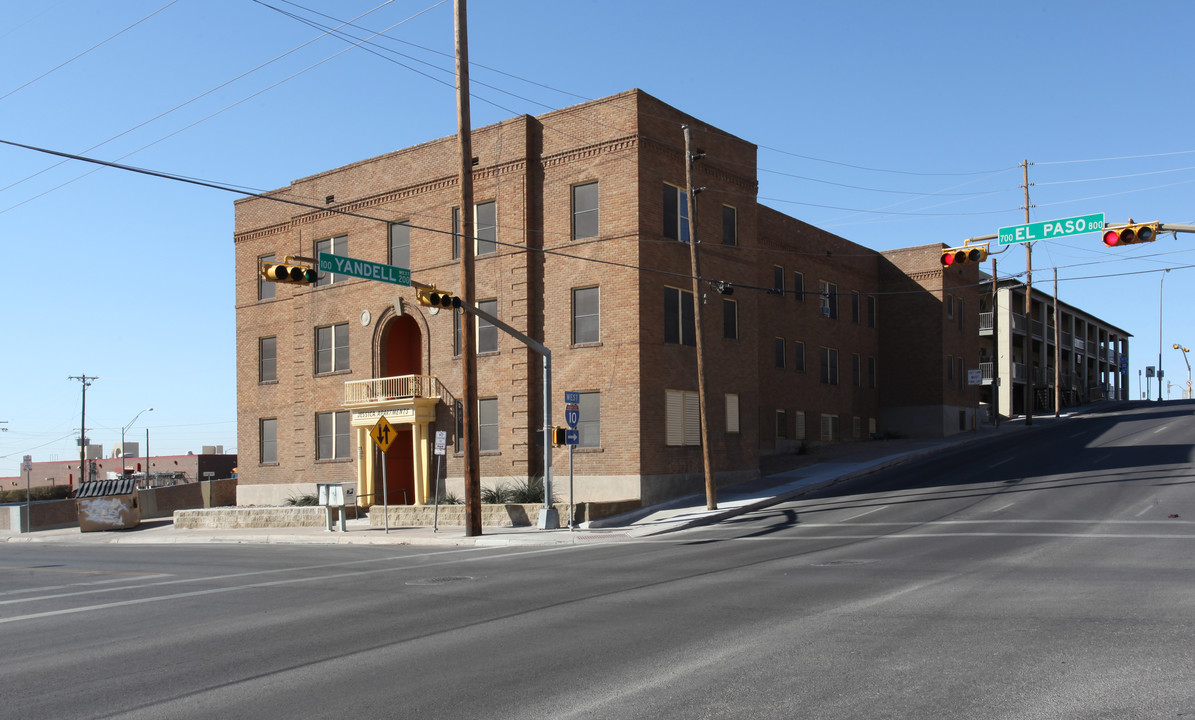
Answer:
550, 427, 567, 447
1102, 221, 1160, 246
940, 245, 989, 267
415, 286, 461, 309
260, 261, 317, 284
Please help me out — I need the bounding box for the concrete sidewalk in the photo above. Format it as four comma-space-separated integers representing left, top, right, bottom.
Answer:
3, 411, 1087, 548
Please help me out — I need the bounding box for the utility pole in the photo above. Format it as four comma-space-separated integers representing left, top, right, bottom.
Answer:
1053, 267, 1060, 417
683, 126, 716, 511
991, 258, 999, 427
69, 374, 98, 484
454, 0, 481, 536
1022, 160, 1034, 426
1158, 269, 1169, 402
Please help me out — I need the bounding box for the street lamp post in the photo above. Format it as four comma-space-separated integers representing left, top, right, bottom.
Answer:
121, 408, 153, 475
1158, 270, 1169, 402
1174, 344, 1192, 399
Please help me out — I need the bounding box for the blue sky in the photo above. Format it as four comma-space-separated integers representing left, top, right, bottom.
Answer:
3, 0, 1194, 473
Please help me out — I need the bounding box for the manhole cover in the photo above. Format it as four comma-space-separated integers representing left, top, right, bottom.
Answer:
406, 576, 474, 586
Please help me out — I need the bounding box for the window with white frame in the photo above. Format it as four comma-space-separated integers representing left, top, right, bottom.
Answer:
316, 410, 350, 460
389, 221, 410, 269
665, 389, 700, 446
315, 235, 348, 286
572, 286, 599, 345
478, 397, 498, 452
794, 410, 807, 440
259, 337, 276, 383
477, 299, 498, 353
820, 414, 839, 442
315, 323, 349, 374
572, 182, 598, 240
476, 201, 497, 255
578, 391, 600, 448
258, 253, 276, 300
820, 347, 839, 385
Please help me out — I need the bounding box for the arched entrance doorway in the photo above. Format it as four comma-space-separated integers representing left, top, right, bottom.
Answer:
379, 314, 420, 505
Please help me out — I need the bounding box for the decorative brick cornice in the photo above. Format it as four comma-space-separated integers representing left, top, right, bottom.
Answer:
542, 136, 638, 169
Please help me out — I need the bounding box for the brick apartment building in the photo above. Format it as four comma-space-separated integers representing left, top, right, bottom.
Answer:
233, 89, 984, 508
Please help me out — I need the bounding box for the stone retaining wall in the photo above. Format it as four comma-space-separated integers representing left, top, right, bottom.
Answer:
174, 506, 328, 529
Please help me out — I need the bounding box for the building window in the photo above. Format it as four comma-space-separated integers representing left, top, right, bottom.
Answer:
259, 336, 277, 383
316, 323, 349, 374
665, 389, 700, 446
820, 414, 839, 442
794, 341, 806, 372
722, 205, 737, 246
454, 399, 464, 453
958, 358, 965, 390
946, 293, 954, 319
947, 354, 954, 381
316, 410, 350, 460
957, 298, 965, 331
259, 418, 277, 464
868, 356, 877, 388
572, 182, 598, 240
852, 353, 861, 386
477, 299, 498, 353
258, 253, 276, 301
452, 207, 461, 260
775, 337, 786, 368
389, 221, 410, 269
723, 298, 738, 339
868, 296, 877, 328
793, 272, 805, 302
776, 410, 787, 439
794, 411, 807, 440
820, 281, 838, 319
725, 393, 740, 433
820, 347, 839, 385
315, 235, 348, 286
852, 292, 861, 324
476, 201, 497, 256
572, 286, 600, 345
663, 184, 690, 243
773, 266, 785, 295
478, 397, 498, 452
578, 391, 600, 448
664, 286, 696, 346
853, 416, 863, 439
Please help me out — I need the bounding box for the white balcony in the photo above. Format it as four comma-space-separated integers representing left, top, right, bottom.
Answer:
343, 375, 444, 408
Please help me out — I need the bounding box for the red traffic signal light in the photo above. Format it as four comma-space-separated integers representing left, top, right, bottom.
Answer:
940, 245, 988, 266
1103, 222, 1159, 246
260, 261, 317, 284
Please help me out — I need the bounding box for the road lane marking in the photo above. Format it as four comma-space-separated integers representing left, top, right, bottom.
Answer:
841, 506, 887, 521
989, 502, 1015, 513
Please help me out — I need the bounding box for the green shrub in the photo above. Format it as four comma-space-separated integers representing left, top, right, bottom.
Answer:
481, 483, 515, 505
0, 485, 72, 503
435, 490, 464, 505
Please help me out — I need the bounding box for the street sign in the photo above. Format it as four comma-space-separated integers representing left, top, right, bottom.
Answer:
22, 455, 32, 473
967, 369, 983, 386
318, 252, 410, 286
565, 404, 579, 429
563, 391, 580, 404
370, 416, 397, 452
565, 429, 579, 445
1120, 357, 1129, 373
998, 213, 1103, 246
434, 430, 447, 456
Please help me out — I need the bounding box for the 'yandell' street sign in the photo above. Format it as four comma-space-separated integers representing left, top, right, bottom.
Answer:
319, 252, 411, 286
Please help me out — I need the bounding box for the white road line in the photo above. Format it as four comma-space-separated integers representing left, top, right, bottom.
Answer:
841, 506, 887, 521
989, 502, 1015, 513
1135, 504, 1155, 517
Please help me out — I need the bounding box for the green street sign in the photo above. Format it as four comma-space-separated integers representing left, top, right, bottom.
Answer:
998, 213, 1104, 246
318, 252, 410, 286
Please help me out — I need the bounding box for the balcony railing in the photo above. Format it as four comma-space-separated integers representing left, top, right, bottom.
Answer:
1012, 313, 1027, 333
1074, 337, 1086, 353
979, 312, 994, 332
980, 362, 993, 381
344, 375, 444, 406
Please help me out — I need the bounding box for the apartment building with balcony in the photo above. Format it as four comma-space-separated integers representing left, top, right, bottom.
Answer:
978, 277, 1130, 417
233, 90, 987, 509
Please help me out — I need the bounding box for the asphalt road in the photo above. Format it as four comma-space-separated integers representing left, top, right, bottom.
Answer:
2, 402, 1193, 719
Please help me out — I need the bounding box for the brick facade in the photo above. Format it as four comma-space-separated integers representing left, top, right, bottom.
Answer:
234, 90, 979, 507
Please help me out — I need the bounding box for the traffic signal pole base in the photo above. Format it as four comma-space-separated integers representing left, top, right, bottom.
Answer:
537, 507, 560, 530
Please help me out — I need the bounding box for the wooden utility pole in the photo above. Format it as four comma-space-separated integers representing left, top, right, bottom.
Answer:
991, 258, 999, 428
1054, 267, 1060, 417
1022, 160, 1034, 426
683, 126, 716, 511
454, 0, 481, 536
69, 374, 98, 484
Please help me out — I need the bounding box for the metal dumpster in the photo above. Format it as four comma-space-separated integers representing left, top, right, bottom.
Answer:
75, 478, 141, 532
